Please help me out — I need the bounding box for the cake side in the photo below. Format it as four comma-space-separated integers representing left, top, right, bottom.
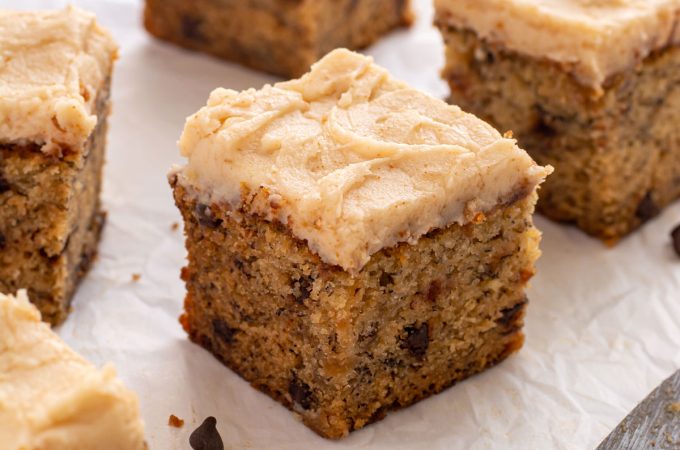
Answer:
176, 49, 551, 272
434, 0, 680, 90
173, 178, 541, 438
0, 291, 146, 450
313, 0, 414, 60
436, 24, 680, 240
0, 6, 118, 154
143, 0, 412, 78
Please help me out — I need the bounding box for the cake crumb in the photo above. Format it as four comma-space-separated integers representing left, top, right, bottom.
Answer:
168, 414, 184, 428
667, 402, 680, 413
171, 222, 180, 231
131, 273, 141, 282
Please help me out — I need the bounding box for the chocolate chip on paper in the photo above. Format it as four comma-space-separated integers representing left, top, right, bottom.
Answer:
189, 416, 224, 450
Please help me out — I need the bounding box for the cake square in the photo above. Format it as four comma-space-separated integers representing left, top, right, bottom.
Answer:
0, 291, 146, 449
144, 0, 413, 78
171, 49, 550, 438
0, 6, 117, 325
435, 0, 680, 241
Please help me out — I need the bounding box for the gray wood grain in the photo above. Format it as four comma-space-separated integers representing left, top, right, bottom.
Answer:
597, 370, 680, 450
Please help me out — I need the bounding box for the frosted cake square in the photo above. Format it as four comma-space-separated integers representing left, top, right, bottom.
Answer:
435, 0, 680, 241
0, 7, 118, 325
170, 49, 551, 438
0, 291, 146, 449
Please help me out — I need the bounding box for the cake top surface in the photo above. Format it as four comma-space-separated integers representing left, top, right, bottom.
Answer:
0, 291, 146, 450
0, 6, 117, 154
435, 0, 680, 89
176, 49, 550, 272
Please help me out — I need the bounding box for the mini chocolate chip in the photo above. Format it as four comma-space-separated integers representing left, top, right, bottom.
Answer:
402, 323, 429, 358
426, 280, 442, 302
0, 174, 10, 193
672, 225, 680, 257
212, 319, 237, 344
182, 15, 206, 42
368, 406, 388, 425
383, 357, 403, 369
289, 376, 314, 410
0, 233, 5, 250
379, 272, 393, 287
533, 106, 557, 137
353, 365, 373, 385
636, 192, 660, 222
195, 204, 222, 228
498, 300, 527, 327
291, 275, 313, 304
534, 116, 556, 137
189, 417, 224, 450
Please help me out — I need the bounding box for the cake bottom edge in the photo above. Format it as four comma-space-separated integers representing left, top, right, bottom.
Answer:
183, 310, 526, 439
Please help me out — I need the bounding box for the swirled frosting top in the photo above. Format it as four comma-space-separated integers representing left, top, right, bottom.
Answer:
176, 49, 550, 272
0, 6, 117, 154
435, 0, 680, 89
0, 291, 146, 450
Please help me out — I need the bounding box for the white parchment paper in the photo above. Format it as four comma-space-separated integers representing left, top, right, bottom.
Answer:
5, 0, 680, 448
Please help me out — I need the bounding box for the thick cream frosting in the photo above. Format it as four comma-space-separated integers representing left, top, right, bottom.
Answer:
175, 49, 550, 272
0, 6, 117, 153
0, 291, 146, 450
435, 0, 680, 89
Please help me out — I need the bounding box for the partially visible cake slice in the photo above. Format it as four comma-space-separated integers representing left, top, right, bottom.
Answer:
144, 0, 413, 77
171, 49, 551, 438
435, 0, 680, 241
0, 6, 118, 325
0, 291, 146, 450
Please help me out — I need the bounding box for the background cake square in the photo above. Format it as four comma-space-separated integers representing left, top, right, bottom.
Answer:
0, 6, 117, 325
144, 0, 413, 78
171, 49, 550, 438
435, 0, 680, 241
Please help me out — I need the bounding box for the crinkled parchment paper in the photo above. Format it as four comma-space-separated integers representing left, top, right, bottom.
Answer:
6, 0, 680, 448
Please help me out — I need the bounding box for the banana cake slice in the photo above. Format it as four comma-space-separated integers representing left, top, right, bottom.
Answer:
0, 6, 118, 325
170, 49, 551, 439
435, 0, 680, 241
144, 0, 413, 78
0, 291, 146, 450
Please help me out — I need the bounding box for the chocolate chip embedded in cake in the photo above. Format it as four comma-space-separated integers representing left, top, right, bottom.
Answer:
0, 291, 146, 449
435, 0, 680, 241
0, 6, 118, 325
143, 0, 413, 78
170, 49, 551, 439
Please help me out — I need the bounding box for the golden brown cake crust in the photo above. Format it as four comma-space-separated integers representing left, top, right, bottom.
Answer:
436, 23, 680, 241
143, 0, 413, 77
172, 177, 541, 439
